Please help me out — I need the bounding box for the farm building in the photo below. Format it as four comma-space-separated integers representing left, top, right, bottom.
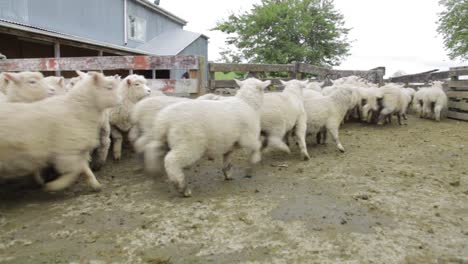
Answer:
0, 0, 208, 79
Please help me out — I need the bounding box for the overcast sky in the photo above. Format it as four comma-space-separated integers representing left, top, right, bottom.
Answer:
160, 0, 464, 77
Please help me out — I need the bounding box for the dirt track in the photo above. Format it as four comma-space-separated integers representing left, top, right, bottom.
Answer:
1, 116, 467, 264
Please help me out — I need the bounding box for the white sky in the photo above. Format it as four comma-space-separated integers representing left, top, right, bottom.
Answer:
160, 0, 465, 77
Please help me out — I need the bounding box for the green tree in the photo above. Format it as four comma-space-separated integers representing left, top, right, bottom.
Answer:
437, 0, 468, 60
213, 0, 351, 67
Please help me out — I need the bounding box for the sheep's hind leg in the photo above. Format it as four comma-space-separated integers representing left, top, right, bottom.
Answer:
239, 134, 262, 178
111, 128, 123, 161
295, 116, 310, 160
328, 126, 345, 153
82, 164, 102, 191
33, 172, 45, 186
164, 147, 203, 197
222, 151, 234, 181
43, 170, 81, 192
266, 136, 291, 154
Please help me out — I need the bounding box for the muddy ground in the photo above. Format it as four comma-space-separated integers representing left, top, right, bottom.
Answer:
0, 116, 467, 264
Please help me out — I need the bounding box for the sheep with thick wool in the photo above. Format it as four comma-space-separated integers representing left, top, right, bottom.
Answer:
143, 78, 271, 197
260, 79, 310, 160
0, 72, 120, 191
305, 81, 324, 92
360, 86, 384, 123
131, 93, 229, 153
376, 84, 408, 125
130, 94, 190, 151
304, 87, 355, 152
421, 81, 448, 121
3, 72, 54, 103
109, 74, 151, 160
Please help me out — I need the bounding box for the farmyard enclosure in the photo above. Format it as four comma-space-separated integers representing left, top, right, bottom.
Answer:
0, 54, 467, 263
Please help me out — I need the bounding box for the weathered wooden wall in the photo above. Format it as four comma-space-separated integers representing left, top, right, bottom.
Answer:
0, 55, 206, 96
447, 66, 468, 121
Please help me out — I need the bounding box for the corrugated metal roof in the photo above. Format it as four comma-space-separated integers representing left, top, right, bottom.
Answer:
137, 28, 208, 55
0, 19, 150, 55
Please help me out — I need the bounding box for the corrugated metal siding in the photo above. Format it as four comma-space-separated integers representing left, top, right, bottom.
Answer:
177, 37, 208, 80
0, 0, 29, 23
0, 0, 184, 48
126, 0, 182, 48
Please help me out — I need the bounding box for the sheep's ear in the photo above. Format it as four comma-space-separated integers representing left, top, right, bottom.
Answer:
3, 73, 19, 83
319, 81, 324, 87
126, 78, 132, 86
58, 77, 65, 86
280, 79, 287, 85
234, 79, 243, 87
261, 80, 271, 90
301, 80, 309, 87
113, 74, 121, 80
76, 70, 87, 78
88, 72, 102, 84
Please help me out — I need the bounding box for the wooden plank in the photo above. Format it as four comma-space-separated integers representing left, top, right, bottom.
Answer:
146, 79, 198, 94
209, 63, 295, 73
296, 63, 330, 76
448, 80, 468, 89
447, 111, 468, 121
389, 70, 449, 83
448, 91, 468, 111
449, 66, 468, 77
211, 78, 294, 89
0, 55, 200, 72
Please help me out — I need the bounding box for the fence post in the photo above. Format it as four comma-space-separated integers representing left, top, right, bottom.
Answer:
294, 62, 302, 80
197, 56, 206, 95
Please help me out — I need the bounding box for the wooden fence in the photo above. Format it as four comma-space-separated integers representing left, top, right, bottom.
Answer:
447, 66, 468, 121
208, 62, 385, 91
0, 55, 207, 96
387, 69, 449, 89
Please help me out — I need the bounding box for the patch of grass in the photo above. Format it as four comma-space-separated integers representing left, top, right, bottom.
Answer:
215, 72, 244, 80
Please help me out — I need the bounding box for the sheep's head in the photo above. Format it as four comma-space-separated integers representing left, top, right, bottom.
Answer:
44, 76, 66, 96
75, 71, 121, 110
121, 74, 151, 102
3, 71, 54, 103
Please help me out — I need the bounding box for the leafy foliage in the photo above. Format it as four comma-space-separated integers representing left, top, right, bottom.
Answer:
213, 0, 351, 67
437, 0, 468, 60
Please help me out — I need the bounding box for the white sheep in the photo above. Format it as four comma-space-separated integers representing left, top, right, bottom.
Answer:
131, 93, 229, 153
130, 94, 189, 151
377, 84, 408, 125
305, 81, 324, 92
109, 74, 151, 160
303, 87, 355, 152
360, 87, 384, 123
421, 81, 448, 121
0, 71, 121, 192
3, 72, 54, 103
260, 79, 310, 160
0, 73, 7, 94
44, 76, 67, 96
143, 78, 271, 197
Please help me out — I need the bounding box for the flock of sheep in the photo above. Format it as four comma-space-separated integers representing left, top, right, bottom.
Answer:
0, 71, 448, 197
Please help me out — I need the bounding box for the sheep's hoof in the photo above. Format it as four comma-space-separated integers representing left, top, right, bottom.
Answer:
182, 188, 192, 197
91, 184, 102, 192
302, 154, 311, 161
339, 149, 345, 153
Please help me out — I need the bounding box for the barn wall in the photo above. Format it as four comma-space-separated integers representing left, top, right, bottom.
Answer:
0, 0, 184, 49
